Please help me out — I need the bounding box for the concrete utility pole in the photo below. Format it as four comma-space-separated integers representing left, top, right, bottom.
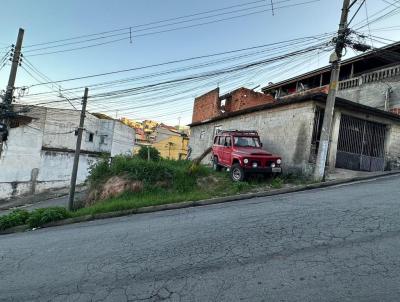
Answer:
0, 28, 24, 154
313, 0, 351, 181
68, 88, 88, 211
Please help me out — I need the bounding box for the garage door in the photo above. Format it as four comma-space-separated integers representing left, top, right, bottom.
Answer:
336, 115, 387, 172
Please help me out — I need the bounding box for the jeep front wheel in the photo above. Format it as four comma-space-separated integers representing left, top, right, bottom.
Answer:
231, 164, 245, 182
212, 156, 222, 171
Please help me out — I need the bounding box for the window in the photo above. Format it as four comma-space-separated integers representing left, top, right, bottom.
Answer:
225, 136, 232, 147
214, 125, 222, 136
99, 135, 108, 145
214, 136, 219, 144
200, 130, 206, 140
86, 131, 94, 143
233, 136, 260, 147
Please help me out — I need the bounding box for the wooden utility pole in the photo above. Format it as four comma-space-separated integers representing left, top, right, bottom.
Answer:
0, 28, 24, 155
68, 88, 88, 211
313, 0, 351, 181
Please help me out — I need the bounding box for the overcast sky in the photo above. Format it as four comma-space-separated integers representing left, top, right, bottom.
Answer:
1, 0, 399, 125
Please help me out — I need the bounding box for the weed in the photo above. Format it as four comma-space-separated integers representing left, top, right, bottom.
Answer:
270, 177, 284, 189
27, 207, 70, 228
0, 209, 30, 230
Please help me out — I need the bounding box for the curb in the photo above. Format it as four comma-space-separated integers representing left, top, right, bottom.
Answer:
0, 185, 87, 211
1, 170, 399, 235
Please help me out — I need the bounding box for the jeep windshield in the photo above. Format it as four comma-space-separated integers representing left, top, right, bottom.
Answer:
233, 136, 261, 148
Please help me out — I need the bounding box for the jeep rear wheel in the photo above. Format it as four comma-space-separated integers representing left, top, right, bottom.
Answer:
212, 156, 222, 171
231, 164, 245, 182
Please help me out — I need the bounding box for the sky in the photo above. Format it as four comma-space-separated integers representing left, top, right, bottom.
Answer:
1, 0, 400, 125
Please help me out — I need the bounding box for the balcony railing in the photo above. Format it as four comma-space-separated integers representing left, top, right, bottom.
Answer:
338, 65, 400, 91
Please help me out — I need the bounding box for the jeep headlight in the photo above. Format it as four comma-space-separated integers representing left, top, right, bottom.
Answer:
271, 162, 276, 168
243, 158, 249, 164
277, 159, 282, 165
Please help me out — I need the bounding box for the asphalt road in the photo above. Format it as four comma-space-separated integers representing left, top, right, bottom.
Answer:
1, 175, 400, 302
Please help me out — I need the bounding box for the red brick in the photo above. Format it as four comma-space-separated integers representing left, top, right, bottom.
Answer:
192, 87, 274, 123
192, 88, 220, 123
224, 88, 274, 112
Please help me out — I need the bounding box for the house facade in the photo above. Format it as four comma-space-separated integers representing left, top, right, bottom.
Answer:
0, 105, 135, 201
262, 42, 400, 113
189, 92, 400, 176
152, 124, 189, 160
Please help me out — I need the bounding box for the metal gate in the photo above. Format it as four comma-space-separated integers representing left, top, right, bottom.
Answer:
336, 115, 387, 172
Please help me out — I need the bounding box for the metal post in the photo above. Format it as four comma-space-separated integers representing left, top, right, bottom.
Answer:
314, 0, 351, 181
0, 28, 24, 155
68, 88, 88, 211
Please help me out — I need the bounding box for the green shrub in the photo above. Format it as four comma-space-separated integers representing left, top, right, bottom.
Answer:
271, 177, 284, 189
27, 207, 70, 228
88, 157, 111, 184
87, 155, 211, 192
137, 146, 160, 161
0, 209, 30, 230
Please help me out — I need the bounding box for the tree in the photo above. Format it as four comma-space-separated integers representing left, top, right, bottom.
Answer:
138, 146, 160, 161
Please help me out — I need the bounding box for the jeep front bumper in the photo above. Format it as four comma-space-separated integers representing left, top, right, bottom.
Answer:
243, 167, 282, 173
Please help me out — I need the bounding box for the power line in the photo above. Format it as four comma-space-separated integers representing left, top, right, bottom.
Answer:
348, 0, 366, 25
23, 0, 285, 53
27, 42, 330, 108
23, 0, 320, 57
25, 33, 331, 89
23, 0, 269, 48
352, 0, 400, 30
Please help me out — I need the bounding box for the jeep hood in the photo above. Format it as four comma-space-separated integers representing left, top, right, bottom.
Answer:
235, 147, 273, 156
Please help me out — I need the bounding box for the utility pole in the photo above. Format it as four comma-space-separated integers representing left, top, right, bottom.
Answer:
0, 28, 24, 155
313, 0, 351, 181
68, 88, 88, 211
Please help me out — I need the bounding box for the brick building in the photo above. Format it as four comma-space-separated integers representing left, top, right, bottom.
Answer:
192, 87, 274, 123
189, 92, 400, 176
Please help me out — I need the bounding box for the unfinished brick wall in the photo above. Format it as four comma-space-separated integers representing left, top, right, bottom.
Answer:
192, 87, 275, 123
192, 88, 220, 123
224, 88, 274, 112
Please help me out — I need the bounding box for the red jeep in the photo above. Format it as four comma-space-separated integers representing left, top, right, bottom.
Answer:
212, 130, 282, 181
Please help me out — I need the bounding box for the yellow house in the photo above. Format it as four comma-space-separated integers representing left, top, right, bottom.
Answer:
152, 124, 189, 160
153, 135, 189, 160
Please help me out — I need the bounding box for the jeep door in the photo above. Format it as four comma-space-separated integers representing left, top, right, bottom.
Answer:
213, 136, 223, 163
221, 136, 232, 166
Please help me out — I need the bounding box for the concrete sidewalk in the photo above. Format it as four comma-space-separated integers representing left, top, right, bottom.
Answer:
0, 186, 87, 216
